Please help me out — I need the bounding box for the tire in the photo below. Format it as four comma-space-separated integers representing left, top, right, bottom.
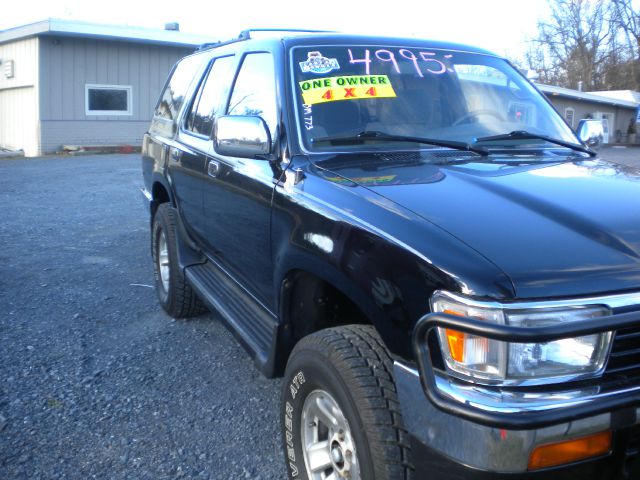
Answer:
151, 203, 207, 318
282, 325, 413, 480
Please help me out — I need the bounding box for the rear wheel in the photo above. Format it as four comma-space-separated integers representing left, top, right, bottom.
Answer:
151, 204, 206, 318
282, 325, 413, 480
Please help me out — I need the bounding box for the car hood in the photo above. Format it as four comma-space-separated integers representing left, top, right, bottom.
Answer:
316, 152, 640, 298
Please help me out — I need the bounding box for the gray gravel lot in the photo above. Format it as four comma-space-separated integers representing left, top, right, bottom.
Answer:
598, 145, 640, 168
1, 146, 638, 480
0, 154, 286, 480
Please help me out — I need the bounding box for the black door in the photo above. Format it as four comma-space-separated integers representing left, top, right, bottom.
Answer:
201, 52, 281, 308
171, 55, 238, 242
154, 54, 206, 233
166, 141, 207, 237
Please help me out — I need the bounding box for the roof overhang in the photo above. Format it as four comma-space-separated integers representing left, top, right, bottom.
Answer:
537, 83, 639, 109
0, 18, 218, 48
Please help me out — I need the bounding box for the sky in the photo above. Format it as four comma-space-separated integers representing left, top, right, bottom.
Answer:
0, 0, 551, 60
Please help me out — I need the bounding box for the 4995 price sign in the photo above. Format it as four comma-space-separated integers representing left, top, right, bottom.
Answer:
299, 75, 397, 105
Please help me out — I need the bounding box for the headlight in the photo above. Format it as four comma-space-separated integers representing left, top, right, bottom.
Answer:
431, 292, 613, 386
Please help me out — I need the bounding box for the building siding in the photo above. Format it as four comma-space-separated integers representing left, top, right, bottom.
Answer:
0, 87, 39, 155
39, 120, 149, 153
0, 37, 39, 155
38, 36, 191, 152
546, 96, 635, 143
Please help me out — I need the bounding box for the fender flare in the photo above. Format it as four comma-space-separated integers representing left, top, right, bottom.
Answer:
274, 247, 406, 358
150, 173, 176, 213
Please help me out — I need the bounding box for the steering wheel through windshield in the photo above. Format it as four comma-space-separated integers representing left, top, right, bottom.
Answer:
452, 109, 506, 127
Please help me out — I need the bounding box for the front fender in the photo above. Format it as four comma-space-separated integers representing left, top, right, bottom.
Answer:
271, 161, 514, 360
272, 187, 457, 360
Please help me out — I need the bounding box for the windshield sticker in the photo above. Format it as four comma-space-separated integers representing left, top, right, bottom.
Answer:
299, 75, 397, 105
302, 103, 313, 130
299, 51, 340, 74
347, 48, 451, 76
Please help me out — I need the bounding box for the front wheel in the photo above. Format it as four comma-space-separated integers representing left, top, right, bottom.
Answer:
282, 325, 413, 480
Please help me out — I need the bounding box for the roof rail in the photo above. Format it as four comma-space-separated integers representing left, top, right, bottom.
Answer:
238, 28, 335, 38
196, 28, 334, 51
196, 36, 245, 51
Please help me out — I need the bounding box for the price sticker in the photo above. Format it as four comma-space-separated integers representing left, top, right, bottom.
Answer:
299, 75, 397, 105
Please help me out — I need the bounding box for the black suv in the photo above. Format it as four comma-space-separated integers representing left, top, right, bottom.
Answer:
141, 30, 640, 479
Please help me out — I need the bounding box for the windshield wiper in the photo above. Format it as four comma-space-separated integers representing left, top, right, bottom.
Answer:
311, 130, 489, 156
475, 130, 596, 157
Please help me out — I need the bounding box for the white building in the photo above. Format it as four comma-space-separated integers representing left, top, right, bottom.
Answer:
537, 84, 639, 144
0, 19, 216, 156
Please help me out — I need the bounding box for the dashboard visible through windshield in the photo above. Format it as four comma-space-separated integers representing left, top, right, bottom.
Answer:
290, 45, 579, 153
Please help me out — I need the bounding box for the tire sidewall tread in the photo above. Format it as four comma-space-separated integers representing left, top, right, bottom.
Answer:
151, 204, 206, 318
282, 325, 413, 480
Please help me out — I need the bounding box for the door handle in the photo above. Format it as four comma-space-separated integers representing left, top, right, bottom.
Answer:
208, 159, 220, 178
170, 149, 182, 162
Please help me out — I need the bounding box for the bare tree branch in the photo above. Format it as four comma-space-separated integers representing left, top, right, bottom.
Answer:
527, 0, 637, 90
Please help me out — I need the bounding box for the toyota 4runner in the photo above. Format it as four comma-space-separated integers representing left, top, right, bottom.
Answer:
141, 30, 640, 479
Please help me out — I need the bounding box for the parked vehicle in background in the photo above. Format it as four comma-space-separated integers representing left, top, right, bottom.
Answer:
141, 29, 640, 479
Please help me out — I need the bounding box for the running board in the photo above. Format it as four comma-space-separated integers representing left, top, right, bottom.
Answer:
185, 261, 279, 376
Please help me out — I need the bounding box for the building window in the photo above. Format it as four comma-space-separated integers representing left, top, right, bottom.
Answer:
565, 108, 575, 128
85, 84, 132, 115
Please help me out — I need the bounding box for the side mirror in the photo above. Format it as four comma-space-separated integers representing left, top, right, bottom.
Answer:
576, 119, 604, 150
214, 115, 272, 159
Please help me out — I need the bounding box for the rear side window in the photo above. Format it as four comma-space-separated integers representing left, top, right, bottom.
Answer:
155, 55, 203, 120
227, 53, 277, 139
186, 56, 236, 136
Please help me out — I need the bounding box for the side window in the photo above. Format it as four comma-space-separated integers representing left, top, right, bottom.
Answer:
227, 53, 277, 139
155, 55, 202, 120
186, 56, 236, 136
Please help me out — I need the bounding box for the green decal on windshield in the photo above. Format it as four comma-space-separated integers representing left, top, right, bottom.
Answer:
325, 175, 397, 185
299, 75, 396, 105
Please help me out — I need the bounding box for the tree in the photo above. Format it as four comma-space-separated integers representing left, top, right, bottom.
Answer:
611, 0, 640, 89
527, 0, 613, 90
612, 0, 640, 55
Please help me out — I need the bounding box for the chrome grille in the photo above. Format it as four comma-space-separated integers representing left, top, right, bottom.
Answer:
606, 325, 640, 375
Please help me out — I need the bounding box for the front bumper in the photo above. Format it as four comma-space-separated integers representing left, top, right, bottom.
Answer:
413, 310, 640, 428
396, 306, 640, 477
394, 363, 640, 478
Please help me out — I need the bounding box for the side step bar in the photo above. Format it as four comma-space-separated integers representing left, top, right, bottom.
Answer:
185, 261, 279, 377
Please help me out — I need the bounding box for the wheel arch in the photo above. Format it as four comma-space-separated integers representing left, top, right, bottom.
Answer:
150, 175, 175, 217
273, 254, 406, 375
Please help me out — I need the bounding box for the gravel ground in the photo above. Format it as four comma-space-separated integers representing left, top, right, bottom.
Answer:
0, 154, 286, 479
1, 147, 638, 480
598, 145, 640, 168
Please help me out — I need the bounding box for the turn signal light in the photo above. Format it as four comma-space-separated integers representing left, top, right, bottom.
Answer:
445, 329, 465, 362
443, 309, 465, 362
528, 430, 612, 470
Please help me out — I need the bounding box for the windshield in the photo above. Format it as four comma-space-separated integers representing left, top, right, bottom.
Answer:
291, 45, 579, 153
